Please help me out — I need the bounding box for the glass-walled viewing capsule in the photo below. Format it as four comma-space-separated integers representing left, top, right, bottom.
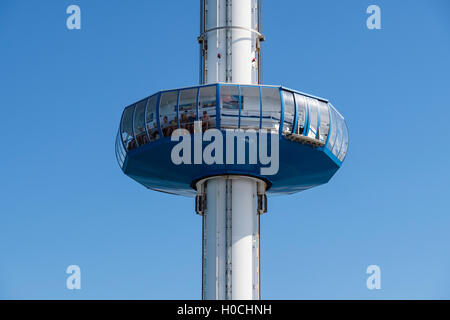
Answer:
282, 91, 295, 134
240, 86, 260, 129
220, 85, 240, 129
134, 99, 148, 147
198, 86, 217, 130
294, 93, 307, 135
339, 122, 349, 161
159, 91, 178, 138
306, 97, 319, 139
317, 101, 330, 143
329, 104, 348, 161
261, 87, 281, 132
327, 106, 338, 151
116, 84, 349, 168
121, 105, 136, 151
179, 88, 197, 134
146, 95, 159, 142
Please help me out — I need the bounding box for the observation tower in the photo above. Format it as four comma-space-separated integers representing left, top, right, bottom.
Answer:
116, 0, 348, 300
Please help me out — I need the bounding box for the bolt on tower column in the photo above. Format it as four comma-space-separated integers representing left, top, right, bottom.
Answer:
196, 0, 266, 300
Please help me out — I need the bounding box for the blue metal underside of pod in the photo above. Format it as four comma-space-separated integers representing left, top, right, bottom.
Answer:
122, 134, 340, 197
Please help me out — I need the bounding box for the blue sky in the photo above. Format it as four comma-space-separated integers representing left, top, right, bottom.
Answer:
1, 0, 449, 299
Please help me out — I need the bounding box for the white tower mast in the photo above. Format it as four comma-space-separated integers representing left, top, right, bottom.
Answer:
196, 0, 266, 300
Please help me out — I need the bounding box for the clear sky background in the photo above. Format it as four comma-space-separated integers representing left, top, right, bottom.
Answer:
1, 0, 449, 299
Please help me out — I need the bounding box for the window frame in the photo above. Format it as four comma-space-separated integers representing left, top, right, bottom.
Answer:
120, 104, 137, 151
281, 89, 296, 135
239, 84, 262, 130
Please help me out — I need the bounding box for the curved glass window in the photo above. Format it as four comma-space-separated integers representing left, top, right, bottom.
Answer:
306, 97, 319, 139
146, 95, 159, 142
179, 88, 197, 134
261, 87, 281, 132
327, 107, 338, 150
338, 122, 349, 161
199, 86, 217, 131
332, 112, 344, 157
159, 91, 178, 137
294, 93, 306, 135
317, 101, 330, 143
133, 99, 148, 146
220, 85, 240, 129
121, 105, 136, 151
282, 91, 295, 134
118, 84, 349, 165
240, 86, 261, 130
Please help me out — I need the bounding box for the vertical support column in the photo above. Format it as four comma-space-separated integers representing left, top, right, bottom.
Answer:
225, 0, 232, 83
199, 176, 264, 300
225, 178, 232, 299
230, 178, 258, 299
201, 0, 259, 84
231, 0, 253, 84
199, 0, 264, 301
203, 177, 227, 299
205, 0, 227, 84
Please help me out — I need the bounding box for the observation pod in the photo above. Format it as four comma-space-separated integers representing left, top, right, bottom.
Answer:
115, 0, 348, 300
116, 84, 348, 196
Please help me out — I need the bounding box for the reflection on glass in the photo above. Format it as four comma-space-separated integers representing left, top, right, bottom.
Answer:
317, 101, 330, 143
220, 85, 240, 129
121, 105, 136, 151
146, 95, 159, 141
261, 87, 281, 132
282, 91, 295, 134
306, 97, 319, 139
240, 86, 260, 130
327, 107, 338, 150
179, 88, 198, 134
294, 93, 306, 135
119, 86, 348, 163
199, 86, 216, 132
338, 122, 349, 161
332, 112, 343, 157
159, 91, 178, 137
133, 99, 148, 146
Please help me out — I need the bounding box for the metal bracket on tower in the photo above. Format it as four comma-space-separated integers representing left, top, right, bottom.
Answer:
256, 34, 265, 50
257, 194, 267, 215
196, 182, 206, 215
257, 181, 267, 215
196, 194, 206, 215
